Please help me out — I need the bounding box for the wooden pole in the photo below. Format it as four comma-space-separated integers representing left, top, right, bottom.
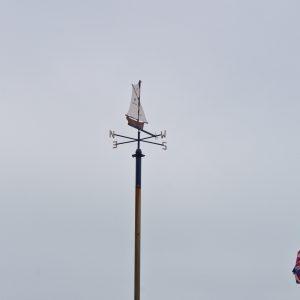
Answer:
133, 131, 144, 300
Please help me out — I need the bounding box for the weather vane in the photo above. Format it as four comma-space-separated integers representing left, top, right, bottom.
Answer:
109, 80, 167, 300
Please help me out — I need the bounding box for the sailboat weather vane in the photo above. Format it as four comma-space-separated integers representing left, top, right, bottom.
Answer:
109, 80, 167, 150
109, 80, 167, 300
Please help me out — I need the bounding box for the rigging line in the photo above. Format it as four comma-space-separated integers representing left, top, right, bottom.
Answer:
132, 83, 140, 100
138, 81, 141, 123
137, 81, 141, 149
132, 82, 141, 123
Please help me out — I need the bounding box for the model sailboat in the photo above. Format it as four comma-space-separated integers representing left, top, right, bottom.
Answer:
126, 80, 148, 130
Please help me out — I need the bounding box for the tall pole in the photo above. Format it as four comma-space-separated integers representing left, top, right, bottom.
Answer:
110, 81, 167, 300
133, 131, 144, 300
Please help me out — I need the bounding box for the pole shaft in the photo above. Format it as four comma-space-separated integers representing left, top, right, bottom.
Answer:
133, 143, 143, 300
134, 185, 141, 300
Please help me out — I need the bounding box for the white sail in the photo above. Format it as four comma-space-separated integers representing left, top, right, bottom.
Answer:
126, 82, 148, 123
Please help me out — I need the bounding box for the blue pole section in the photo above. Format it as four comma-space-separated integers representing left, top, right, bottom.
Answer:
132, 131, 144, 300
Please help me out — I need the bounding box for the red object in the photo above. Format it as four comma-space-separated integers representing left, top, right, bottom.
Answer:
293, 250, 300, 284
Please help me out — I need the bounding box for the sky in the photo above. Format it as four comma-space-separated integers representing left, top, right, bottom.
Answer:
0, 0, 300, 299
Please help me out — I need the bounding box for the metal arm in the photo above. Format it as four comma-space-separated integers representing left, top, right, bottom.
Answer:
110, 129, 167, 150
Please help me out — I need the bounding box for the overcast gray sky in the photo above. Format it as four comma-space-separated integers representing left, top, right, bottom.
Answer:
0, 0, 300, 299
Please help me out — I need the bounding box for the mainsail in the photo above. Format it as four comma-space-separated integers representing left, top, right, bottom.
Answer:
126, 81, 148, 129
